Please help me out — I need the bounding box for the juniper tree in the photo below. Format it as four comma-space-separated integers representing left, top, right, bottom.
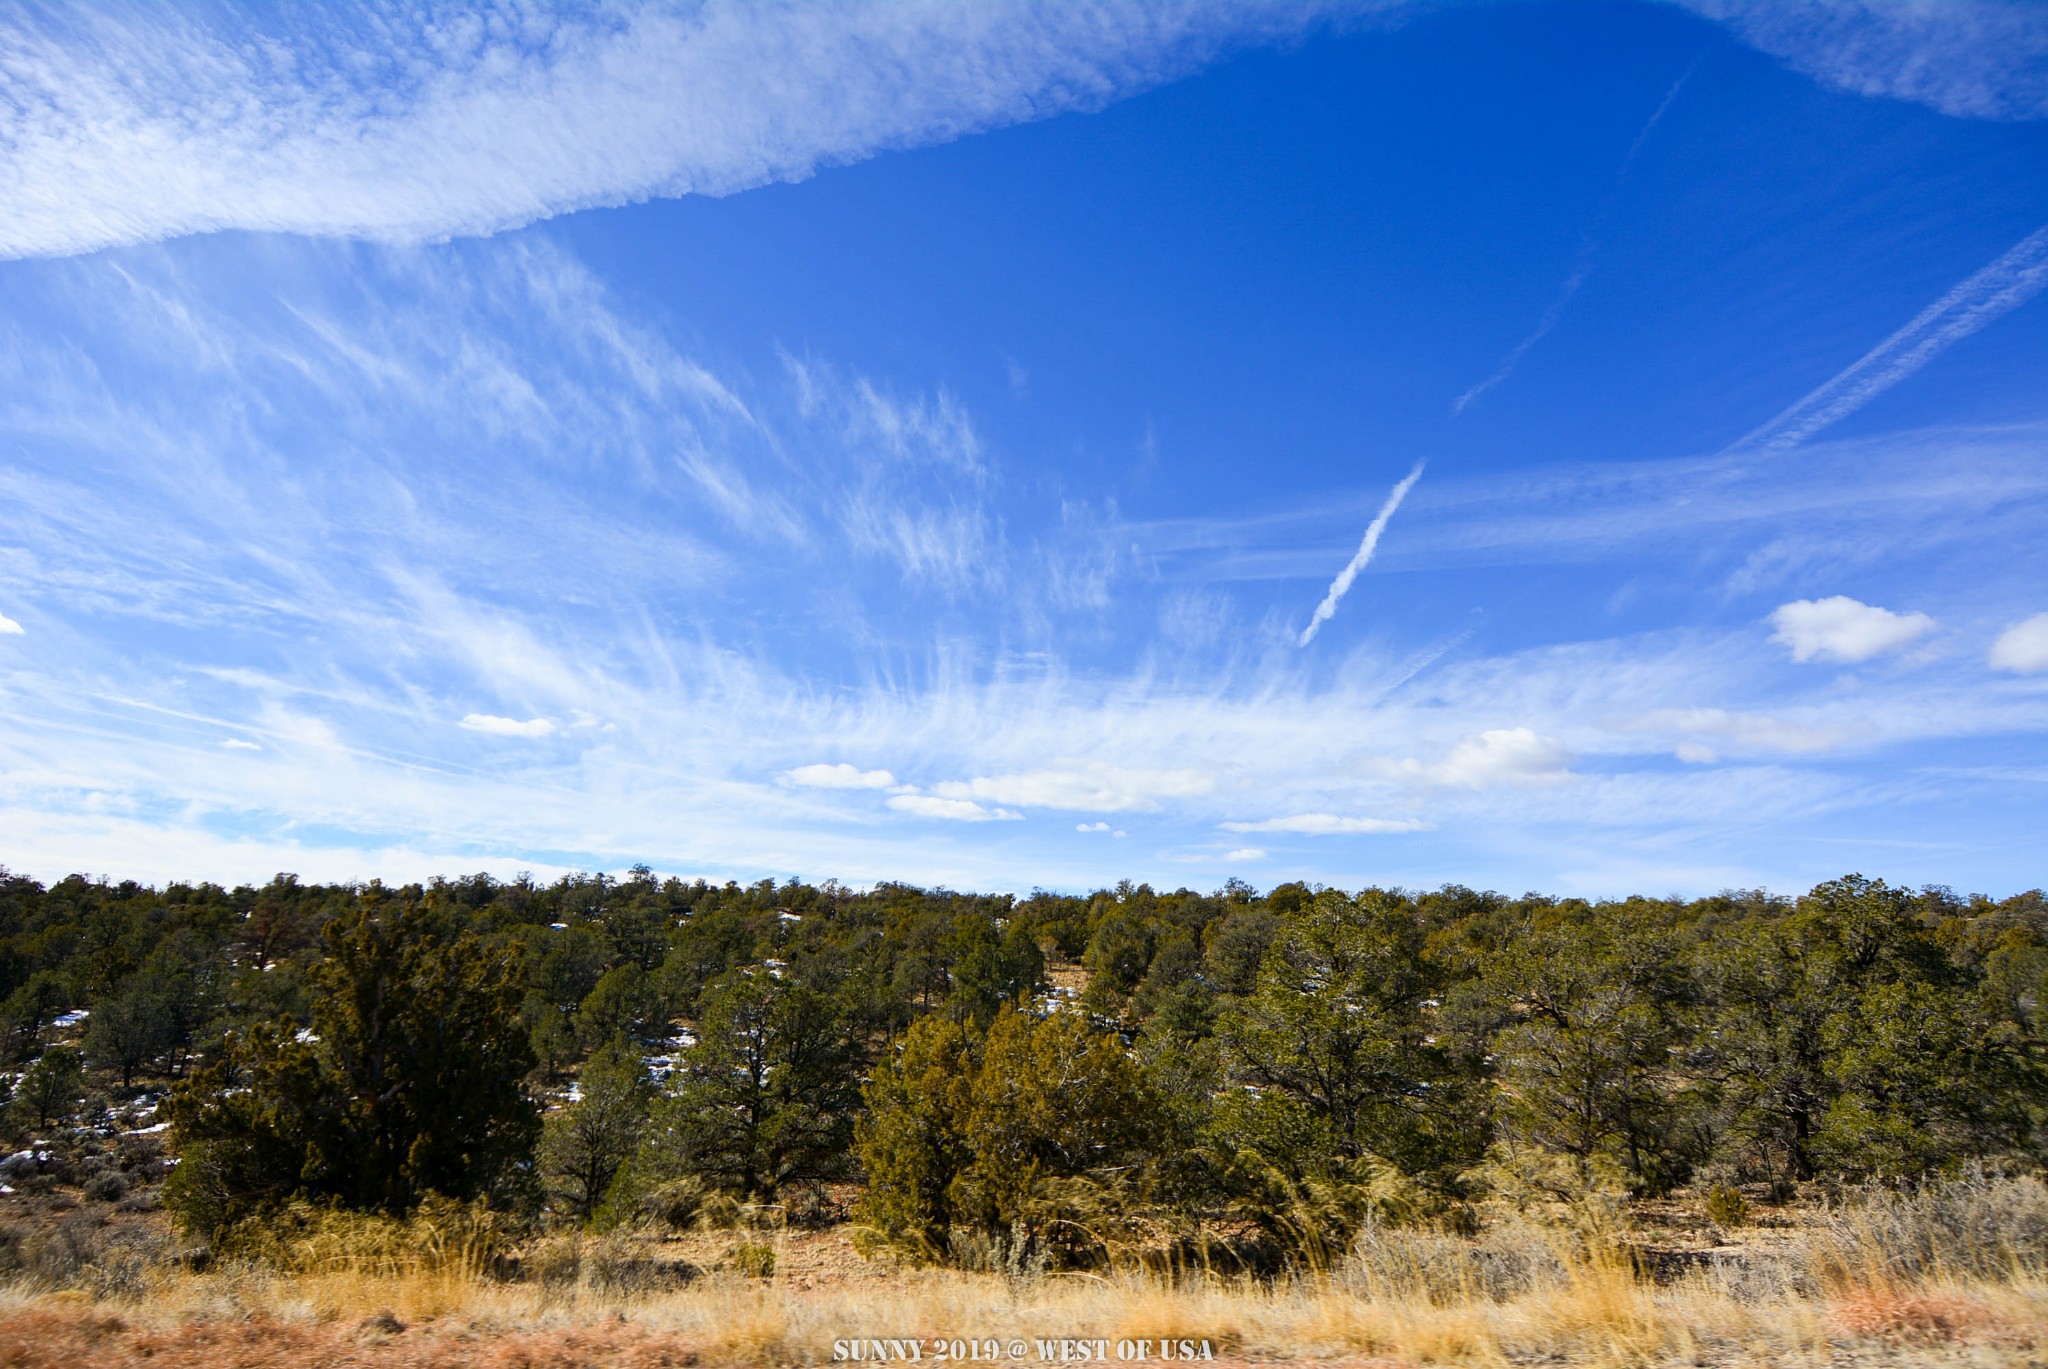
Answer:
164, 889, 539, 1237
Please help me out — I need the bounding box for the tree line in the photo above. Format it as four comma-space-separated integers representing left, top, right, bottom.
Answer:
0, 865, 2041, 1267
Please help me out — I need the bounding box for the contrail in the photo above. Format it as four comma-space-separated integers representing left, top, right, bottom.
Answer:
1452, 59, 1700, 417
1299, 461, 1424, 647
1729, 223, 2048, 455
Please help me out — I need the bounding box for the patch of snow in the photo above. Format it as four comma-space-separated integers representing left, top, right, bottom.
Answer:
51, 1009, 89, 1028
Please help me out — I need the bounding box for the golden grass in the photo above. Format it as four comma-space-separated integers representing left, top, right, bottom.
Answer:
3, 1250, 2045, 1368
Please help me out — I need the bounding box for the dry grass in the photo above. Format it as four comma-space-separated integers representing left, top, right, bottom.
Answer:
3, 1177, 2047, 1366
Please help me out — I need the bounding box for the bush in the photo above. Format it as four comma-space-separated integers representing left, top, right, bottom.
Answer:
1807, 1169, 2048, 1284
1705, 1183, 1750, 1229
730, 1240, 776, 1278
215, 1195, 516, 1280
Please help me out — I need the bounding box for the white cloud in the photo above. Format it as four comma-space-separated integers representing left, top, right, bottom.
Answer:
1221, 813, 1430, 835
1769, 596, 1936, 663
2, 0, 2035, 268
1675, 742, 1718, 764
219, 739, 262, 752
887, 794, 1020, 823
936, 763, 1215, 812
783, 762, 898, 790
459, 713, 557, 738
0, 1, 1364, 261
1222, 848, 1266, 862
1377, 728, 1574, 789
1989, 612, 2048, 673
1670, 1, 2048, 122
1076, 820, 1111, 832
0, 613, 21, 635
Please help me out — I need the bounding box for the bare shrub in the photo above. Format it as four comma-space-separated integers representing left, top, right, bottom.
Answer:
1806, 1169, 2048, 1286
1346, 1211, 1573, 1304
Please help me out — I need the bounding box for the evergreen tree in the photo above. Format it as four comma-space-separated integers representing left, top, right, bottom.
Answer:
641, 967, 859, 1202
540, 1038, 652, 1221
164, 891, 539, 1237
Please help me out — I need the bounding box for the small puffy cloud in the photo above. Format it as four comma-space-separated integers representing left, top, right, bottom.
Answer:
0, 612, 22, 635
1377, 728, 1572, 789
1221, 813, 1429, 835
887, 794, 1021, 822
460, 713, 557, 738
783, 762, 898, 790
219, 738, 262, 752
935, 762, 1214, 813
1076, 821, 1110, 832
1769, 595, 1935, 663
1989, 612, 2048, 674
1222, 848, 1265, 862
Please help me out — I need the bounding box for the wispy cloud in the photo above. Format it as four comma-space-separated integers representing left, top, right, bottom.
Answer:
1451, 59, 1698, 416
1728, 225, 2048, 455
5, 2, 2037, 266
1299, 462, 1424, 646
1671, 0, 2048, 122
459, 713, 557, 738
935, 764, 1215, 814
4, 229, 2048, 894
0, 1, 1367, 260
1221, 813, 1429, 835
0, 613, 23, 635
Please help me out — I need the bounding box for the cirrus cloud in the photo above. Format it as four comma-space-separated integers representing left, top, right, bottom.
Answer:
1220, 813, 1430, 835
459, 713, 557, 738
934, 763, 1215, 813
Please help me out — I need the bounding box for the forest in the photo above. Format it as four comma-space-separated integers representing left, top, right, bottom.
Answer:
2, 862, 2042, 1277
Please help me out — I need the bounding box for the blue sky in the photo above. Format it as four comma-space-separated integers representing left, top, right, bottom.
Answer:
3, 0, 2047, 897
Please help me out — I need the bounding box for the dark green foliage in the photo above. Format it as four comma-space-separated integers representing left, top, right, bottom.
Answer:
13, 1046, 83, 1129
540, 1038, 652, 1222
1479, 904, 1697, 1195
162, 891, 539, 1238
1215, 889, 1486, 1189
1699, 876, 2039, 1182
943, 915, 1044, 1027
638, 966, 860, 1202
576, 962, 665, 1049
855, 1006, 1159, 1265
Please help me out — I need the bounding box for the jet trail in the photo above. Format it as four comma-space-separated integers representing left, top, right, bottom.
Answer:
1730, 223, 2048, 454
1299, 462, 1424, 647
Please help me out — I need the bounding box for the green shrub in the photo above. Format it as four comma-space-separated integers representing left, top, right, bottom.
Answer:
1705, 1183, 1750, 1229
731, 1240, 776, 1278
